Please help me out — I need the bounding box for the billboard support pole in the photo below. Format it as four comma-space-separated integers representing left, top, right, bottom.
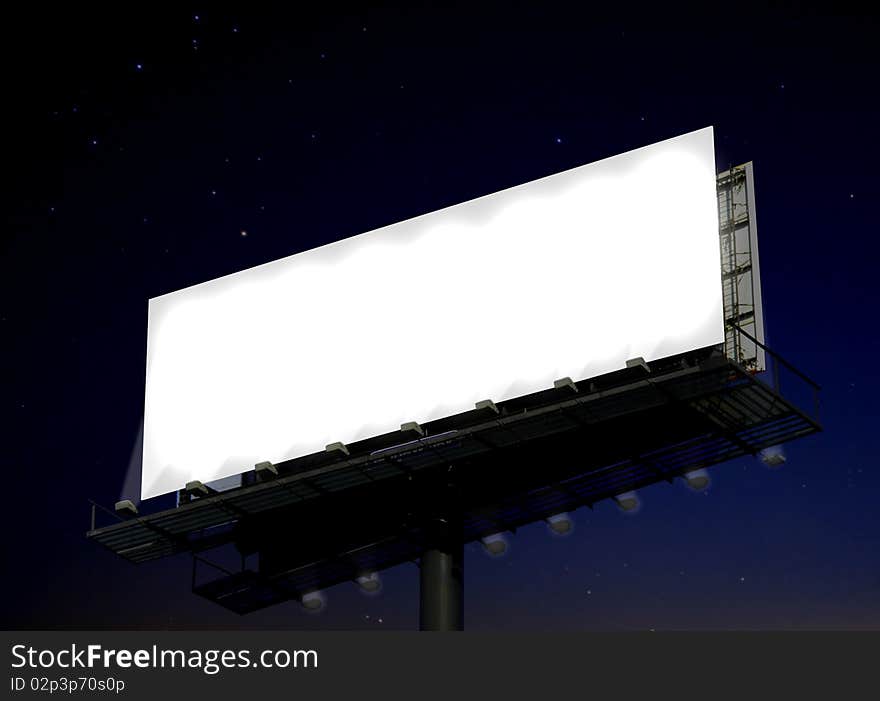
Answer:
419, 514, 463, 631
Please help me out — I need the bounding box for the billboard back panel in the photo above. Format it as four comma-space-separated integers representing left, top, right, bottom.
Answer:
717, 162, 766, 371
142, 127, 722, 499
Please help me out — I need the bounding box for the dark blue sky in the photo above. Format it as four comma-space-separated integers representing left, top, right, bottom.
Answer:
3, 3, 878, 629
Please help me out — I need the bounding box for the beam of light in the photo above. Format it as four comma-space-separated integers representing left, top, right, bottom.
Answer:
119, 418, 143, 505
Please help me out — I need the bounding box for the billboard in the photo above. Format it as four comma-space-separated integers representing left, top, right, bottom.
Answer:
142, 126, 723, 499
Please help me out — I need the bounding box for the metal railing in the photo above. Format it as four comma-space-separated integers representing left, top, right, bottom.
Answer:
727, 322, 821, 424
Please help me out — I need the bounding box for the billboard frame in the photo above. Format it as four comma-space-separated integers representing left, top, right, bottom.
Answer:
718, 161, 766, 371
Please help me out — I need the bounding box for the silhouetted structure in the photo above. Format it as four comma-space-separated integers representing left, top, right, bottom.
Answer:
87, 163, 821, 629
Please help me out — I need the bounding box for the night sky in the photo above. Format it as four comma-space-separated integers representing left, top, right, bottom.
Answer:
4, 3, 879, 630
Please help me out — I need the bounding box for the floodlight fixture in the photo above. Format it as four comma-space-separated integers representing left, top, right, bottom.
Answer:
254, 461, 278, 481
625, 356, 651, 373
480, 533, 508, 556
683, 470, 710, 491
614, 492, 640, 512
184, 480, 212, 498
545, 512, 573, 535
553, 377, 578, 393
301, 591, 325, 611
475, 399, 499, 414
355, 572, 382, 593
760, 447, 786, 468
400, 421, 425, 437
114, 500, 138, 518
325, 442, 350, 457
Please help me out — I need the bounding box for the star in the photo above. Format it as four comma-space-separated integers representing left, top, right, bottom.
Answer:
135, 63, 143, 71
240, 230, 248, 238
555, 136, 562, 144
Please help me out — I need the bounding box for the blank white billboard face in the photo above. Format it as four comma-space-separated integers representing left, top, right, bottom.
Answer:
142, 126, 722, 499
